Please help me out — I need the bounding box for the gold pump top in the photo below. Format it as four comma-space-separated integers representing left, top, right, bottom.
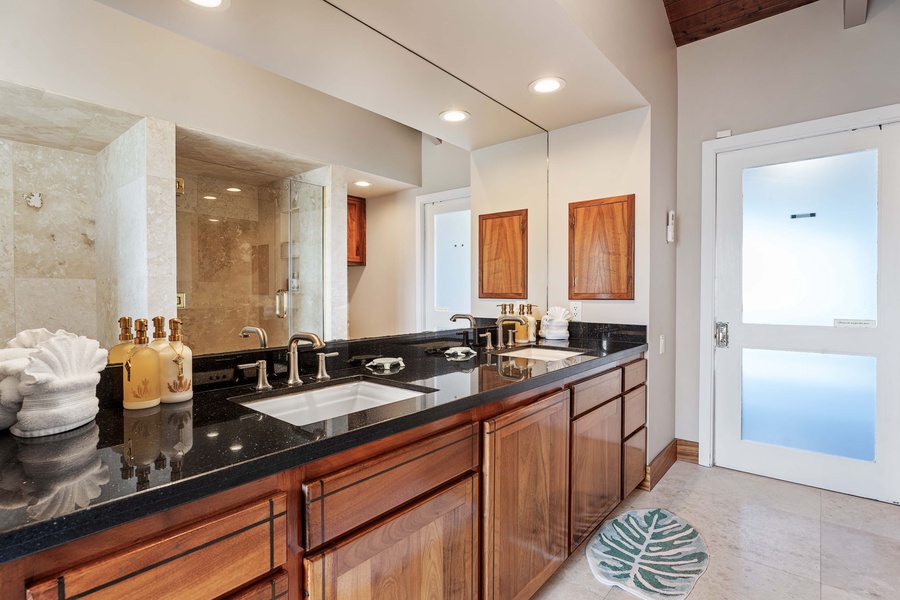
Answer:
168, 318, 184, 342
526, 304, 536, 314
152, 316, 167, 339
518, 304, 526, 316
117, 316, 134, 342
496, 304, 508, 316
134, 319, 149, 345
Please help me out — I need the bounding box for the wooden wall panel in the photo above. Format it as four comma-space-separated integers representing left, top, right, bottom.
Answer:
568, 195, 634, 300
479, 209, 528, 299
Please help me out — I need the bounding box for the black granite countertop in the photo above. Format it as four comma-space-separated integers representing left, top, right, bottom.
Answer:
0, 324, 646, 564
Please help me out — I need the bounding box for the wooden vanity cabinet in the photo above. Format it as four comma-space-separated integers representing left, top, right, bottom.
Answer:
304, 475, 479, 600
26, 493, 288, 600
347, 195, 366, 266
621, 357, 648, 498
483, 389, 570, 600
568, 367, 623, 552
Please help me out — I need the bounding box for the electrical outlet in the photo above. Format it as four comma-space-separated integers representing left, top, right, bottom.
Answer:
570, 302, 582, 322
659, 334, 666, 354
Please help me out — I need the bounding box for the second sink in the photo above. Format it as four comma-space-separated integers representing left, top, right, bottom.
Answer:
496, 347, 585, 361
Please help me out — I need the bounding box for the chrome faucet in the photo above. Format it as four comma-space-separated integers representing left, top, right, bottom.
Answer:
287, 332, 326, 386
495, 316, 526, 350
239, 326, 268, 349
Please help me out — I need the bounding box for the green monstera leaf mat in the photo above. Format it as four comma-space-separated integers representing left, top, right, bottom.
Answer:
586, 509, 709, 600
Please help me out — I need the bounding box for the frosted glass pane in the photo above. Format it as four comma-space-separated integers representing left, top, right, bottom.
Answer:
742, 349, 875, 461
434, 210, 470, 312
743, 150, 877, 326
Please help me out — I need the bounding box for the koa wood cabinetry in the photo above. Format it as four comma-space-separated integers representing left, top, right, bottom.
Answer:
479, 209, 528, 299
568, 195, 635, 300
483, 389, 570, 600
304, 475, 479, 600
347, 195, 366, 266
621, 358, 648, 497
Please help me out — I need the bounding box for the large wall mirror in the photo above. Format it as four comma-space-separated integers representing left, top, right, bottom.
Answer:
0, 0, 550, 356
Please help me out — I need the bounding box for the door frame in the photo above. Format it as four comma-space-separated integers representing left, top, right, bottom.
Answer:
415, 187, 471, 332
697, 103, 900, 467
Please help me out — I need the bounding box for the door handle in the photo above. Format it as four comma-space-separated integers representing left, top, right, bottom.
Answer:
715, 322, 729, 348
275, 289, 287, 319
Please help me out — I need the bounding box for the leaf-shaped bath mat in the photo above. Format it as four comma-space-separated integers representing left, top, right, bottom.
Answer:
586, 508, 709, 600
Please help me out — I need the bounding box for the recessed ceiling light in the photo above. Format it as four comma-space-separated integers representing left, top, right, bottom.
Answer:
226, 187, 241, 192
354, 180, 372, 187
229, 443, 243, 451
528, 77, 566, 94
184, 0, 231, 9
206, 431, 219, 438
208, 218, 220, 222
203, 195, 217, 200
440, 110, 470, 122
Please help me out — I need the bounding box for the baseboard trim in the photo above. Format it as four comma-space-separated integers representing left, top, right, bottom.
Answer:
639, 439, 677, 491
676, 439, 699, 464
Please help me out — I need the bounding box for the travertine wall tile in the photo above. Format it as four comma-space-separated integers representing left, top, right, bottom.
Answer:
0, 187, 13, 280
147, 175, 177, 280
13, 142, 96, 279
147, 275, 176, 326
116, 275, 149, 322
0, 139, 12, 189
0, 277, 15, 343
114, 178, 148, 278
146, 117, 175, 180
15, 278, 98, 339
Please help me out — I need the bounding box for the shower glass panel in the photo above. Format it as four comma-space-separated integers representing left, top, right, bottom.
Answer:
741, 348, 876, 461
742, 149, 878, 326
287, 179, 325, 336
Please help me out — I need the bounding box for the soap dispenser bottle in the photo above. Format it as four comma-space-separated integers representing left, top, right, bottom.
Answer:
123, 319, 161, 409
525, 304, 538, 342
515, 304, 530, 345
108, 317, 135, 364
158, 318, 193, 403
148, 316, 169, 352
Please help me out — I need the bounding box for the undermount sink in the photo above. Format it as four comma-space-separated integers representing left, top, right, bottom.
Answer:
239, 380, 427, 427
496, 347, 585, 361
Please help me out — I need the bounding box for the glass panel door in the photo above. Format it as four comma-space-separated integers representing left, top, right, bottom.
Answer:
714, 125, 900, 503
424, 196, 471, 331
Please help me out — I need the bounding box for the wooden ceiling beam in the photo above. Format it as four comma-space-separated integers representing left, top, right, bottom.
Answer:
667, 0, 821, 46
844, 0, 869, 28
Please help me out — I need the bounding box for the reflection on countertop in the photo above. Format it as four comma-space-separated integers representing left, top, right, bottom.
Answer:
0, 326, 647, 563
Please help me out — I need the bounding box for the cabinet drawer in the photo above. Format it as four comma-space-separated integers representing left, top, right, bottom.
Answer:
226, 571, 289, 600
305, 474, 479, 600
27, 494, 287, 600
623, 385, 646, 438
303, 422, 478, 550
623, 427, 647, 497
622, 358, 647, 392
571, 367, 622, 417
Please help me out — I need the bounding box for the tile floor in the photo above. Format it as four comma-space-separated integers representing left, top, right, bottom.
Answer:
533, 461, 900, 599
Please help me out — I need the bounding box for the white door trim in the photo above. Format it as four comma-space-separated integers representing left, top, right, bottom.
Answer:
415, 187, 471, 332
698, 103, 900, 467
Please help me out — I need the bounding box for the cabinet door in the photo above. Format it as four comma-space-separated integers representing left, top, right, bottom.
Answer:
305, 475, 479, 600
483, 390, 569, 600
347, 195, 366, 266
571, 398, 622, 552
479, 209, 527, 299
569, 195, 634, 300
624, 427, 647, 497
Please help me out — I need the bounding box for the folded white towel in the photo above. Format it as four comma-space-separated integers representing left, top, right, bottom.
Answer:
6, 328, 64, 350
10, 333, 107, 438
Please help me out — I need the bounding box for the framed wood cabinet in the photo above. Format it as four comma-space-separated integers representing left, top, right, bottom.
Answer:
479, 209, 527, 299
568, 195, 634, 300
304, 475, 479, 600
347, 195, 366, 266
570, 397, 622, 552
483, 389, 569, 600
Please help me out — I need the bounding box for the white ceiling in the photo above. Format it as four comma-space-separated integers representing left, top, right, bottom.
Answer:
94, 0, 647, 150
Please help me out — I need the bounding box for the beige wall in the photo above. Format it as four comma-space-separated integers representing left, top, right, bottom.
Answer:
348, 136, 471, 339
675, 0, 900, 441
0, 0, 421, 187
558, 0, 678, 461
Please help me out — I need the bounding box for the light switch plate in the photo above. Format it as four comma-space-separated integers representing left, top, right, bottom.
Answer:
659, 334, 666, 354
570, 302, 582, 322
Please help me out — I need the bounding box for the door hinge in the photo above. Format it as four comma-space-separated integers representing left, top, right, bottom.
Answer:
715, 322, 729, 348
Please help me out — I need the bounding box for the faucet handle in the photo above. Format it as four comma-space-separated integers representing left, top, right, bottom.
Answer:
479, 332, 493, 351
316, 352, 340, 381
238, 359, 272, 391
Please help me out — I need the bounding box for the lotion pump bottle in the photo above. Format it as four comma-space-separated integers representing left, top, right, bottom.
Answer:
159, 318, 193, 403
108, 317, 135, 364
123, 319, 161, 409
515, 304, 530, 345
525, 304, 538, 342
148, 316, 169, 352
